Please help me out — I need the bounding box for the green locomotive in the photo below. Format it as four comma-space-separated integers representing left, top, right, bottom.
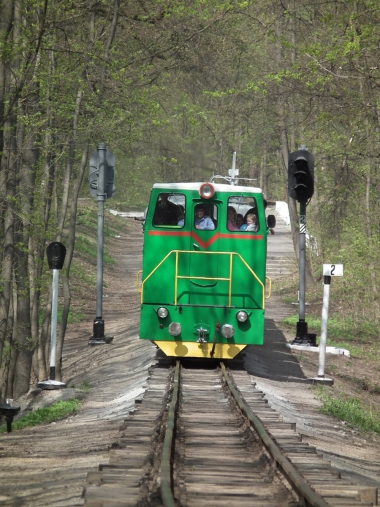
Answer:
138, 172, 274, 359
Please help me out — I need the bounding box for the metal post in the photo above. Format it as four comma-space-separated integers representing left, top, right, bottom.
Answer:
38, 267, 66, 389
309, 274, 333, 386
231, 151, 237, 185
293, 202, 308, 343
299, 202, 306, 322
49, 269, 59, 380
96, 143, 106, 321
228, 151, 239, 185
292, 202, 315, 345
318, 276, 331, 377
89, 143, 113, 345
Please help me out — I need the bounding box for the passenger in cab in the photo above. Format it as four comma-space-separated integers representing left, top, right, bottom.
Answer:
227, 206, 238, 230
153, 193, 178, 225
240, 213, 258, 232
243, 207, 256, 223
236, 214, 244, 229
177, 205, 185, 227
194, 204, 215, 230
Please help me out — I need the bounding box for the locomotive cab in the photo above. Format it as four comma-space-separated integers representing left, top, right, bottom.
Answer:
138, 181, 272, 359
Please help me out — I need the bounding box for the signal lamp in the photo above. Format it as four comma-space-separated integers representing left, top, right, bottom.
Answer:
157, 307, 168, 318
169, 322, 181, 336
199, 183, 215, 199
288, 149, 314, 202
236, 311, 248, 323
221, 324, 234, 339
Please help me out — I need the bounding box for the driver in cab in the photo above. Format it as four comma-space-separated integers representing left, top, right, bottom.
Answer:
194, 204, 215, 230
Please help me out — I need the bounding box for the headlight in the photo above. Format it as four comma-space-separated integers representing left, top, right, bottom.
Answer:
221, 324, 234, 339
157, 307, 168, 318
199, 183, 215, 199
169, 322, 181, 336
236, 311, 248, 323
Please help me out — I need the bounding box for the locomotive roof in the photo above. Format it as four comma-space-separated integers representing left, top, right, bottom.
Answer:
152, 182, 263, 194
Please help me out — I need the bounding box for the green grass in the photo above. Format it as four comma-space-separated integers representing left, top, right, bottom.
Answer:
68, 382, 90, 392
77, 205, 127, 238
282, 314, 380, 361
39, 305, 85, 326
313, 387, 380, 435
71, 258, 97, 286
75, 235, 115, 264
0, 399, 81, 433
282, 314, 357, 341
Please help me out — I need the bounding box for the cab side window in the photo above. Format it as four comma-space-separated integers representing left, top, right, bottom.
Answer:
153, 193, 185, 227
227, 197, 259, 232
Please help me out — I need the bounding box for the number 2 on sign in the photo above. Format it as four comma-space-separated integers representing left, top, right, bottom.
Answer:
322, 264, 343, 276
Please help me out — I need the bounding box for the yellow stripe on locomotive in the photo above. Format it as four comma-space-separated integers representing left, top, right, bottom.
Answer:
138, 181, 273, 359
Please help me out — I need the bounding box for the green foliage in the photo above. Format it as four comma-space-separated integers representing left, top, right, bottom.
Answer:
282, 314, 358, 342
68, 382, 90, 392
38, 305, 85, 326
313, 387, 380, 435
3, 0, 380, 398
75, 235, 115, 265
70, 259, 96, 289
0, 400, 81, 433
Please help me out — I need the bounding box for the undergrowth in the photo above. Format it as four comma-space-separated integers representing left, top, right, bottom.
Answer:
274, 271, 380, 437
313, 387, 380, 435
0, 399, 81, 433
274, 274, 380, 351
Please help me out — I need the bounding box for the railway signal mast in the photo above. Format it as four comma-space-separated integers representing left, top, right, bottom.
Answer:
288, 146, 315, 345
88, 143, 115, 345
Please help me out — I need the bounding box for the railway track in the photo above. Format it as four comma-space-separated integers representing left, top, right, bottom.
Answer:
83, 360, 378, 507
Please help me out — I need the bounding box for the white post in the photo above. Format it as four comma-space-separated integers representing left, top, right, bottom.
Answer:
49, 269, 59, 380
318, 276, 331, 377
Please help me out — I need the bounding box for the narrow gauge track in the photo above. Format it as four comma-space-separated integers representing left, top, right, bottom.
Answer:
84, 361, 377, 507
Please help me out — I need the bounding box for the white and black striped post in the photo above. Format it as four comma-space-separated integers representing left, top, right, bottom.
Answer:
310, 264, 343, 385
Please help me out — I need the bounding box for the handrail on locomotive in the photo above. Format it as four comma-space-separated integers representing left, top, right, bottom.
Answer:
139, 249, 269, 308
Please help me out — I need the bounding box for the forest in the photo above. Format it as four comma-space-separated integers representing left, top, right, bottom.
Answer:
1, 0, 380, 399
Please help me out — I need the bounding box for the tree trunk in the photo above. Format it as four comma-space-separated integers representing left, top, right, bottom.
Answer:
276, 4, 314, 286
56, 0, 120, 380
0, 0, 15, 400
13, 99, 39, 396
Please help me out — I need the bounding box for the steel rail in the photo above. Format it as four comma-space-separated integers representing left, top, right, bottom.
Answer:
160, 360, 180, 507
220, 362, 331, 507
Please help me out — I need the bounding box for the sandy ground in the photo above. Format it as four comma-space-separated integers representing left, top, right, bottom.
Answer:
0, 211, 379, 506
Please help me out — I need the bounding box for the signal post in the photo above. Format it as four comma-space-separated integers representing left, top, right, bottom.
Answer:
88, 143, 115, 345
288, 147, 315, 345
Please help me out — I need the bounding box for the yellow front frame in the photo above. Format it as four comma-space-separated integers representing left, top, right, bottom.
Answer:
154, 340, 246, 359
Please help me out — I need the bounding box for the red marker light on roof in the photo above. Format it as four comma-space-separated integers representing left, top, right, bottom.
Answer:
199, 183, 215, 199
